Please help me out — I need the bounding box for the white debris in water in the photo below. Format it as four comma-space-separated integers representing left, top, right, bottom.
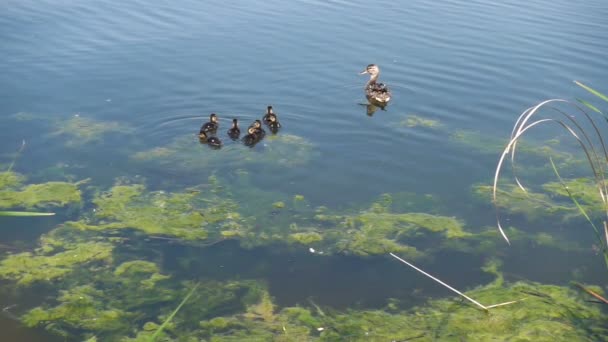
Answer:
309, 247, 315, 253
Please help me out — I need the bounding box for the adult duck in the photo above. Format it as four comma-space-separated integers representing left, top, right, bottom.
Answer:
360, 64, 391, 105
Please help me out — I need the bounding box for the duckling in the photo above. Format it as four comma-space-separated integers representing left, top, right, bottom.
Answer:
249, 119, 266, 137
242, 126, 261, 147
359, 64, 391, 105
200, 113, 219, 134
262, 106, 276, 125
198, 131, 222, 148
267, 114, 281, 133
227, 118, 240, 140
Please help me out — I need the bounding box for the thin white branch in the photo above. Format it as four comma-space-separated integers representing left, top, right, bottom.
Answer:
389, 253, 487, 310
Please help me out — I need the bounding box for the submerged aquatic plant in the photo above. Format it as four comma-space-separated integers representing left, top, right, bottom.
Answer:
492, 82, 608, 269
390, 253, 522, 311
0, 240, 113, 285
64, 178, 244, 241
0, 140, 59, 216
194, 279, 607, 341
401, 114, 442, 129
150, 282, 200, 341
132, 133, 316, 175
51, 115, 134, 147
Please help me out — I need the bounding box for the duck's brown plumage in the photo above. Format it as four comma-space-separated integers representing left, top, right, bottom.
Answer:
360, 64, 391, 104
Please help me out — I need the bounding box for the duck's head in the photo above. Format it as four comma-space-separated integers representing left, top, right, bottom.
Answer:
210, 113, 218, 123
232, 118, 239, 127
198, 131, 208, 139
267, 106, 273, 114
251, 120, 262, 129
360, 64, 380, 77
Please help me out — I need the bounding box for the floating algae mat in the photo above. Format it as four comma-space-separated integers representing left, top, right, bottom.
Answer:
9, 256, 608, 341
0, 171, 84, 210
0, 172, 605, 341
53, 175, 481, 258
132, 133, 317, 172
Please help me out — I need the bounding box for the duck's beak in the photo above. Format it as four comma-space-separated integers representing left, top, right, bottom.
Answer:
359, 69, 369, 75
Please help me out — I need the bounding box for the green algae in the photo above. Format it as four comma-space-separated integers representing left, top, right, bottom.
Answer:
193, 280, 608, 342
472, 183, 576, 220
131, 133, 317, 172
473, 176, 606, 223
217, 187, 471, 257
542, 178, 606, 217
0, 171, 25, 189
51, 115, 134, 147
0, 241, 113, 285
326, 196, 469, 257
0, 181, 83, 209
23, 285, 130, 333
288, 232, 323, 245
224, 187, 471, 257
20, 258, 176, 340
0, 171, 83, 210
401, 114, 442, 128
450, 130, 589, 175
65, 180, 244, 241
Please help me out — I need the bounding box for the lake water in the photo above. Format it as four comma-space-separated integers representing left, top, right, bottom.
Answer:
1, 0, 608, 340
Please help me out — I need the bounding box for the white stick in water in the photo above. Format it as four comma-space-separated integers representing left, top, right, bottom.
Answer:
389, 253, 488, 310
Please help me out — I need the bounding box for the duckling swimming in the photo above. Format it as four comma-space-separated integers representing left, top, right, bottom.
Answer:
266, 114, 281, 133
360, 64, 391, 105
249, 119, 266, 137
200, 113, 219, 134
263, 106, 276, 125
227, 118, 240, 140
198, 131, 222, 148
242, 126, 261, 147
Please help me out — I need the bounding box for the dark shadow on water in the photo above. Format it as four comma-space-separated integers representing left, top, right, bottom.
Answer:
162, 240, 495, 310
0, 282, 64, 342
502, 242, 608, 286
0, 316, 62, 342
0, 216, 62, 251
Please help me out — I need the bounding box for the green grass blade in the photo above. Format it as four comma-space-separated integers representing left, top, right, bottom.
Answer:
577, 99, 603, 114
5, 140, 26, 174
575, 81, 608, 103
549, 158, 608, 269
0, 211, 55, 217
150, 282, 200, 341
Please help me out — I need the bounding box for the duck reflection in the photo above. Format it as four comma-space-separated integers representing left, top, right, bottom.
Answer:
359, 102, 387, 116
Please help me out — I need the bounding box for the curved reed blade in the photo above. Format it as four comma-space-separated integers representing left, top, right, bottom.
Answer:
548, 106, 608, 204
493, 119, 554, 244
509, 100, 567, 192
